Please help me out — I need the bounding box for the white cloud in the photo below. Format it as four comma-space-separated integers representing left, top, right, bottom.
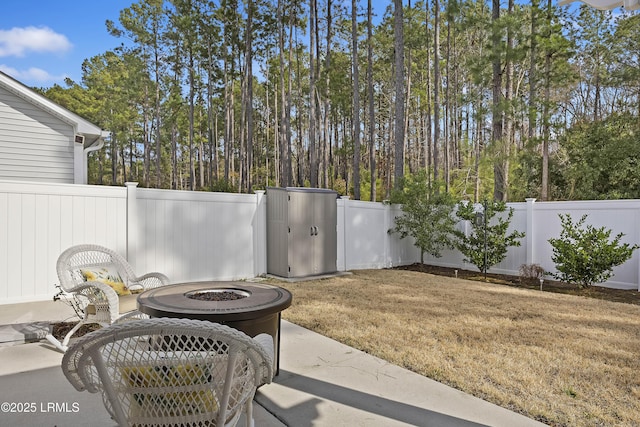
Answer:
0, 65, 68, 84
0, 26, 72, 58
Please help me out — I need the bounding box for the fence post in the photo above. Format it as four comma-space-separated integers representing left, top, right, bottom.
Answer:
384, 202, 392, 267
254, 190, 266, 276
340, 196, 350, 271
526, 198, 536, 265
125, 182, 139, 266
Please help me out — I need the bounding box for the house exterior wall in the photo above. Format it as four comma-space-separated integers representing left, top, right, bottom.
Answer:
0, 85, 76, 183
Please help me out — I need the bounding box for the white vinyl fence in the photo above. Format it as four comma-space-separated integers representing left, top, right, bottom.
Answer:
423, 198, 640, 290
1, 180, 639, 303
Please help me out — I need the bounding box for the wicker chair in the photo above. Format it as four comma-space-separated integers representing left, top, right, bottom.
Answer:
62, 318, 274, 427
46, 244, 170, 352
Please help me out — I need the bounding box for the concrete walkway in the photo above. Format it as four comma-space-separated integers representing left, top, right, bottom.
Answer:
0, 300, 547, 426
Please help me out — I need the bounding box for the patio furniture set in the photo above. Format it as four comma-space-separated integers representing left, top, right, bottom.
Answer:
45, 244, 292, 427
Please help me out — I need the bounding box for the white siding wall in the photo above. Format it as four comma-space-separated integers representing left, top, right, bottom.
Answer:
0, 86, 75, 183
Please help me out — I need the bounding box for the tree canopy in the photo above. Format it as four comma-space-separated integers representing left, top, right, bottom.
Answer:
41, 0, 640, 201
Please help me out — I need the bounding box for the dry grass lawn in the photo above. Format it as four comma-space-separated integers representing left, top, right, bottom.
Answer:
271, 269, 640, 427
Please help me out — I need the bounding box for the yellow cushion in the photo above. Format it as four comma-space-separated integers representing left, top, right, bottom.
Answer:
122, 364, 219, 416
118, 294, 139, 313
85, 294, 138, 315
80, 266, 131, 296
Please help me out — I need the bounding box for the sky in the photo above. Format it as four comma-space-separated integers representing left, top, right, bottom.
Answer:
3, 0, 603, 90
0, 0, 396, 89
0, 0, 135, 87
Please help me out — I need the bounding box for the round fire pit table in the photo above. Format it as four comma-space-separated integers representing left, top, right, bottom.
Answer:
137, 281, 292, 374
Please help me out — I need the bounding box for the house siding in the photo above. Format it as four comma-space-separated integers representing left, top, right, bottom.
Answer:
0, 85, 75, 183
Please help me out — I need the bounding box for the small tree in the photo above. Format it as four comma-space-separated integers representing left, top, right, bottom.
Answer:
388, 172, 457, 263
453, 200, 524, 274
548, 214, 638, 288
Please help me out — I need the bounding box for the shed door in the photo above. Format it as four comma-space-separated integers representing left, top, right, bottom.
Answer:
288, 191, 315, 277
314, 192, 337, 274
287, 191, 337, 277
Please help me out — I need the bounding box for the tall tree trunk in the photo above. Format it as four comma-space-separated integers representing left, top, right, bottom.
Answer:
424, 0, 432, 181
352, 0, 361, 199
433, 0, 440, 185
277, 0, 290, 187
274, 80, 280, 186
206, 37, 218, 185
393, 0, 405, 190
474, 101, 482, 202
529, 0, 538, 141
223, 2, 233, 185
491, 0, 504, 201
153, 18, 162, 188
444, 6, 451, 192
367, 0, 376, 201
224, 63, 233, 184
502, 0, 514, 202
188, 47, 195, 191
286, 11, 294, 187
111, 131, 117, 185
198, 108, 205, 189
323, 0, 333, 189
143, 83, 150, 187
309, 0, 318, 187
295, 35, 303, 186
245, 0, 254, 192
541, 0, 552, 201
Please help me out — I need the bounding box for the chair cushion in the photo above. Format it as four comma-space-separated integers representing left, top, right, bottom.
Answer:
121, 363, 219, 417
118, 294, 139, 314
80, 266, 131, 296
86, 294, 139, 315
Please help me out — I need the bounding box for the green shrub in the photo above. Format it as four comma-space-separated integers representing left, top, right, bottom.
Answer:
548, 214, 638, 288
453, 200, 524, 274
388, 172, 457, 263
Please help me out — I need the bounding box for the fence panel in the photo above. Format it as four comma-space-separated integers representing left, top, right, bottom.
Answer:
0, 180, 127, 303
133, 188, 260, 283
424, 199, 640, 290
531, 200, 640, 289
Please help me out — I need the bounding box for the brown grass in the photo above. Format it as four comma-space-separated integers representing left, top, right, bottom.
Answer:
272, 269, 640, 427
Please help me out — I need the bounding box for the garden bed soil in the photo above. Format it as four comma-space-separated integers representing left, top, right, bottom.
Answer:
51, 322, 102, 341
395, 263, 640, 306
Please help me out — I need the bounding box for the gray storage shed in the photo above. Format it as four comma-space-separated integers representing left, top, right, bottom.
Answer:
266, 187, 338, 278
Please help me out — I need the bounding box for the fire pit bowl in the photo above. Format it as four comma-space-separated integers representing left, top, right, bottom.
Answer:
185, 289, 250, 301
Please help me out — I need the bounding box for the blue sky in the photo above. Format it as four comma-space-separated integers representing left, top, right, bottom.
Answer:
0, 0, 395, 89
0, 0, 135, 87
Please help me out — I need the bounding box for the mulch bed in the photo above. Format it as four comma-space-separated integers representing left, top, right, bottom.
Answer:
50, 322, 102, 341
395, 263, 640, 306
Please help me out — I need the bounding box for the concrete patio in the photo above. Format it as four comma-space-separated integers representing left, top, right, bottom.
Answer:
0, 300, 547, 426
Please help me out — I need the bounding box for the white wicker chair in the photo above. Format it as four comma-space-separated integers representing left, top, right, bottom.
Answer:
62, 318, 274, 427
46, 244, 170, 352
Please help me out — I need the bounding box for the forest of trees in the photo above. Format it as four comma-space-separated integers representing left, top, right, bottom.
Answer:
41, 0, 640, 202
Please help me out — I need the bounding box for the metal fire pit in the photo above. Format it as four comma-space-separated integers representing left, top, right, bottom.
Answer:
137, 281, 292, 374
